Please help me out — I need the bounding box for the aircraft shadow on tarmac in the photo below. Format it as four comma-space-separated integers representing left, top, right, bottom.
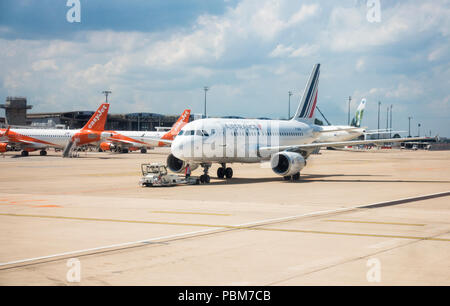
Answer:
208, 174, 450, 185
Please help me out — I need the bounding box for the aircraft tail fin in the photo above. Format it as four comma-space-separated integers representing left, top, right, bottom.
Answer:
161, 109, 191, 141
292, 63, 320, 123
350, 98, 366, 127
1, 126, 10, 137
81, 103, 110, 131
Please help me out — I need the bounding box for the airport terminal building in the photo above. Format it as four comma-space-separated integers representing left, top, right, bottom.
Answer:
0, 96, 190, 131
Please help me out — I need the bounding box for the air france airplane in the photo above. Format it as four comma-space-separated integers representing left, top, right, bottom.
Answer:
0, 103, 111, 157
167, 64, 426, 183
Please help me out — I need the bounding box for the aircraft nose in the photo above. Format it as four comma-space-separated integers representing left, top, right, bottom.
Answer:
171, 137, 184, 159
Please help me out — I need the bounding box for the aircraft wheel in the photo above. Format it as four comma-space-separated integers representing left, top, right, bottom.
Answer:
21, 151, 29, 157
141, 148, 147, 154
217, 167, 225, 179
283, 176, 291, 181
205, 175, 210, 183
40, 150, 47, 156
292, 172, 300, 181
225, 167, 233, 179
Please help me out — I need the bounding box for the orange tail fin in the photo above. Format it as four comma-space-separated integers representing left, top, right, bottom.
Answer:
161, 109, 191, 140
81, 103, 110, 131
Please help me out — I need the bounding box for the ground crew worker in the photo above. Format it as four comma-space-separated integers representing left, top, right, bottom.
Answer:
185, 163, 191, 178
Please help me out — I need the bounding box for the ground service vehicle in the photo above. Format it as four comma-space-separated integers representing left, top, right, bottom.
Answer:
139, 163, 199, 187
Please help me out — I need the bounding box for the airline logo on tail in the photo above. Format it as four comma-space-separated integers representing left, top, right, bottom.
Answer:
350, 98, 366, 127
161, 109, 191, 140
294, 63, 320, 121
83, 103, 110, 131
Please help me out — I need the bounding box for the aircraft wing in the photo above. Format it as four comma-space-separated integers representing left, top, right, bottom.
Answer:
145, 137, 173, 144
259, 136, 432, 155
315, 127, 362, 134
364, 130, 407, 135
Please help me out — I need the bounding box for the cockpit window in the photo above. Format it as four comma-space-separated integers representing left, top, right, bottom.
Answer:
178, 130, 184, 136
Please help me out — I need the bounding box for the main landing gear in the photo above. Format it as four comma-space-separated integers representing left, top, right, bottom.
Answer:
217, 163, 233, 179
199, 163, 234, 184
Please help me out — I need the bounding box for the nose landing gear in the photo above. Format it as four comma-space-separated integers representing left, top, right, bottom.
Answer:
199, 163, 211, 184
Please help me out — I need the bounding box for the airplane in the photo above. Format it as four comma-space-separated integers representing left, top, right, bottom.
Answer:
0, 103, 111, 157
165, 63, 428, 183
99, 109, 191, 154
316, 98, 367, 143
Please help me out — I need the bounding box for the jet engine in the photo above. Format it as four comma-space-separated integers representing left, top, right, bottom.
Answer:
0, 143, 10, 153
166, 153, 198, 173
100, 142, 115, 151
270, 151, 306, 177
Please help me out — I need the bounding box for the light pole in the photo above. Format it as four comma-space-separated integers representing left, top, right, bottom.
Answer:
390, 104, 393, 138
408, 116, 412, 137
386, 106, 389, 131
203, 86, 209, 118
102, 90, 112, 103
377, 101, 381, 139
288, 91, 293, 120
418, 123, 421, 137
347, 96, 352, 125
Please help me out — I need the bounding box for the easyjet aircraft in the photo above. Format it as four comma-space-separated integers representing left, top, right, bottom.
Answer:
99, 109, 190, 154
0, 103, 111, 157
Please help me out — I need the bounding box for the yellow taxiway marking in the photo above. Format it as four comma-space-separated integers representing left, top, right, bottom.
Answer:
0, 212, 449, 242
151, 210, 232, 216
324, 219, 426, 227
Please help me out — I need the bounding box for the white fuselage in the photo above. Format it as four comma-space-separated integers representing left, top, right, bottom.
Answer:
3, 128, 88, 149
315, 125, 365, 143
106, 130, 168, 148
171, 118, 317, 163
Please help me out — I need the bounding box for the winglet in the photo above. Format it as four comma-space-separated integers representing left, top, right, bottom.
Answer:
81, 103, 110, 131
161, 109, 191, 141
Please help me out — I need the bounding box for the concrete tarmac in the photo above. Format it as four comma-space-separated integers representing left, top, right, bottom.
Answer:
0, 148, 449, 285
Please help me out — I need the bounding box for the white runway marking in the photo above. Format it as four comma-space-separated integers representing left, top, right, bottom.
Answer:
0, 190, 448, 268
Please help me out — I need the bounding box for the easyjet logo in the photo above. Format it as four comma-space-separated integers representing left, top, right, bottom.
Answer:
88, 104, 108, 129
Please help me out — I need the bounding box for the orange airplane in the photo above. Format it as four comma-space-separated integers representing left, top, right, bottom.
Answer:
99, 109, 191, 153
0, 103, 111, 157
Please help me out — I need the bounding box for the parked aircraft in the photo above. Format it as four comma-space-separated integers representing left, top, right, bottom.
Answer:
0, 103, 111, 157
99, 109, 190, 153
165, 64, 427, 183
316, 98, 367, 143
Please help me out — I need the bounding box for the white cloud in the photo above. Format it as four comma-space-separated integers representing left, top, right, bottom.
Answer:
289, 44, 318, 57
269, 44, 294, 58
32, 59, 59, 72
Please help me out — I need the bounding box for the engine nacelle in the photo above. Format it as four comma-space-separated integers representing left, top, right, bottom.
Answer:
0, 143, 10, 153
270, 151, 306, 177
100, 142, 115, 151
166, 153, 199, 173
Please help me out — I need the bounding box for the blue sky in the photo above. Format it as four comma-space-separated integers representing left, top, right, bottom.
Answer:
0, 0, 449, 136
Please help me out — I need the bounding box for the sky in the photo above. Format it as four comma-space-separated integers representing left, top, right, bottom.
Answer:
0, 0, 449, 136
